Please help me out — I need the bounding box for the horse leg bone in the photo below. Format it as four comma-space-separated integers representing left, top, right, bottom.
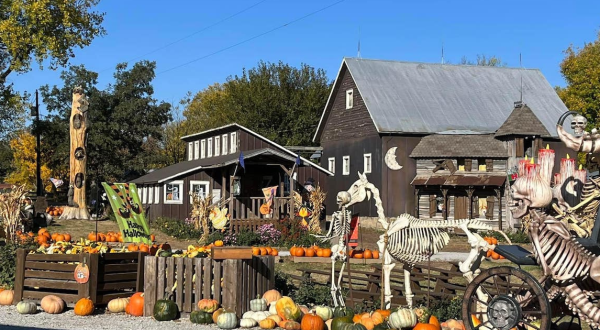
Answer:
403, 268, 414, 308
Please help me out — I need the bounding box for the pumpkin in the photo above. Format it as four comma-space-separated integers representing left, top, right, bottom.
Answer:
305, 248, 316, 257
260, 204, 271, 215
269, 303, 278, 315
441, 319, 464, 330
16, 301, 38, 314
315, 305, 334, 321
126, 292, 144, 316
0, 289, 14, 305
354, 251, 364, 259
240, 318, 258, 328
253, 247, 260, 255
374, 323, 391, 330
154, 293, 179, 321
263, 289, 282, 306
326, 319, 333, 330
294, 248, 305, 257
280, 320, 302, 330
190, 310, 213, 324
41, 295, 65, 314
413, 324, 439, 330
322, 248, 332, 257
198, 298, 219, 312
88, 232, 97, 241
276, 296, 302, 321
290, 246, 298, 256
333, 306, 355, 318
63, 233, 71, 242
270, 248, 279, 256
251, 294, 268, 311
302, 311, 326, 330
260, 318, 278, 329
107, 297, 129, 313
375, 310, 391, 319
342, 324, 369, 330
268, 314, 283, 323
388, 308, 417, 329
215, 240, 224, 247
248, 311, 271, 322
358, 312, 384, 330
331, 316, 354, 330
364, 249, 373, 259
217, 310, 239, 329
74, 297, 94, 316
429, 316, 441, 330
212, 308, 225, 322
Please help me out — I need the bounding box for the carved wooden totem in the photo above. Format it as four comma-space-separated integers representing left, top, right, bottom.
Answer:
60, 87, 91, 220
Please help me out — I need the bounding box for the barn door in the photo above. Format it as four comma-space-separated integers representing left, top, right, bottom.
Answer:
486, 196, 495, 220
429, 195, 437, 218
454, 196, 468, 219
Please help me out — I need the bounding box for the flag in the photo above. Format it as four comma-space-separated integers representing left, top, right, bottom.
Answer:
262, 186, 278, 208
49, 178, 64, 188
295, 155, 301, 166
239, 151, 245, 171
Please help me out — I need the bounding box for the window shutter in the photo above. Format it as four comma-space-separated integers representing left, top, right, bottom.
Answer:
464, 159, 472, 172
486, 159, 493, 172
429, 195, 436, 217
486, 196, 495, 220
515, 138, 525, 157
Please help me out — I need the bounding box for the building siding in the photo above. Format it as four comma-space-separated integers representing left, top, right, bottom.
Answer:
381, 136, 421, 217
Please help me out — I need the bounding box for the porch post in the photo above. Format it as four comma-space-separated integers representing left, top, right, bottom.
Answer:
414, 188, 420, 218
441, 188, 448, 221
289, 167, 295, 218
495, 188, 502, 231
222, 169, 227, 199
466, 188, 474, 220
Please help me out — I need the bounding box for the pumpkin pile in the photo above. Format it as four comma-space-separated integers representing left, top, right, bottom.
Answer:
87, 231, 124, 243
33, 228, 72, 247
46, 206, 64, 217
290, 245, 332, 258
483, 236, 505, 260
252, 246, 280, 256
152, 243, 214, 258
349, 248, 380, 259
189, 298, 221, 325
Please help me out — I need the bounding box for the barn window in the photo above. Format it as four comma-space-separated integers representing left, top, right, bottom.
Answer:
346, 89, 354, 109
154, 186, 160, 204
222, 134, 228, 155
364, 154, 372, 173
215, 136, 220, 157
188, 143, 193, 161
147, 186, 154, 204
230, 132, 237, 153
164, 180, 184, 204
194, 141, 199, 160
141, 186, 147, 204
201, 140, 206, 159
190, 180, 209, 203
328, 157, 335, 174
207, 138, 213, 157
343, 156, 350, 175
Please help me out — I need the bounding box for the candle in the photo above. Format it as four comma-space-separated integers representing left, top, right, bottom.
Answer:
537, 144, 555, 185
518, 155, 529, 177
560, 154, 577, 206
574, 164, 587, 199
526, 157, 540, 176
554, 173, 561, 187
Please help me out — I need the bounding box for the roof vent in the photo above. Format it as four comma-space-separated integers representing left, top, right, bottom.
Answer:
514, 101, 524, 108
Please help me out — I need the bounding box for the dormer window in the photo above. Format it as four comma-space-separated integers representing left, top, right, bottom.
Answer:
230, 132, 237, 153
346, 89, 354, 109
207, 138, 213, 157
188, 143, 193, 161
222, 134, 228, 155
201, 139, 206, 159
194, 141, 199, 160
215, 136, 220, 157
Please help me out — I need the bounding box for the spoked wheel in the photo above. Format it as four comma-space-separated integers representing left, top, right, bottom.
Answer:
462, 267, 551, 330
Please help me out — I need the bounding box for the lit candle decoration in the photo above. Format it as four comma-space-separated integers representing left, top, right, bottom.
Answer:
574, 164, 587, 200
560, 154, 577, 206
537, 144, 555, 185
518, 155, 529, 177
525, 157, 539, 176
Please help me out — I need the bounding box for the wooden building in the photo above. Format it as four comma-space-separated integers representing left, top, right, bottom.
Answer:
132, 124, 332, 222
314, 58, 571, 228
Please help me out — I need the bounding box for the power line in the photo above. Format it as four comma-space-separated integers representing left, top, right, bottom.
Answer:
157, 0, 345, 76
98, 0, 268, 73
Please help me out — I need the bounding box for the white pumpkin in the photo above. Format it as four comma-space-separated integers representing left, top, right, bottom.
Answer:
269, 303, 277, 315
240, 318, 258, 328
314, 305, 334, 321
388, 308, 418, 329
250, 295, 268, 311
250, 311, 271, 323
16, 301, 38, 314
107, 297, 129, 313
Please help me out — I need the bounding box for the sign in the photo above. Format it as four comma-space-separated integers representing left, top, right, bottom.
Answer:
102, 182, 151, 244
348, 214, 359, 248
74, 263, 89, 284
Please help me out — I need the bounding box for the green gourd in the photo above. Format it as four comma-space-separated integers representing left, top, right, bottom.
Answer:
16, 301, 38, 314
190, 310, 213, 324
153, 293, 179, 321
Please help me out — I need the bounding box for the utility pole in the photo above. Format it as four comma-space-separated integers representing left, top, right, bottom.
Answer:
33, 90, 42, 196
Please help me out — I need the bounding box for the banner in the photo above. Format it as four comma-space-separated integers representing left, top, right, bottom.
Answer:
262, 186, 278, 208
348, 214, 359, 248
102, 182, 151, 244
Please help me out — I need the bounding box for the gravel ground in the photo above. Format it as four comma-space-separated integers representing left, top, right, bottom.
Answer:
0, 305, 222, 330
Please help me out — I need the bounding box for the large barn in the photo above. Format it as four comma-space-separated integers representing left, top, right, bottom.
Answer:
314, 57, 571, 229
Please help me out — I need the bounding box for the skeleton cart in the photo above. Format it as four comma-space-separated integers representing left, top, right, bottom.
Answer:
462, 112, 600, 330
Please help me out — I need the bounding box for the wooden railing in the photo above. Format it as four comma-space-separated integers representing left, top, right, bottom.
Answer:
229, 197, 292, 220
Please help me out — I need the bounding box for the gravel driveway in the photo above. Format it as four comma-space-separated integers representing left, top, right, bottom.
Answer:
0, 305, 220, 330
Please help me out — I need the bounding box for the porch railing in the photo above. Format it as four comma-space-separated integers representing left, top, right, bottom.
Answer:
230, 196, 292, 220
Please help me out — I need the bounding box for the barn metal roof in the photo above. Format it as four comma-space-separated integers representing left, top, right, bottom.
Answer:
411, 174, 506, 187
315, 58, 568, 139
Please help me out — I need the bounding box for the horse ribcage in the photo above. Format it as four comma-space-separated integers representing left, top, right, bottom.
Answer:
387, 227, 450, 267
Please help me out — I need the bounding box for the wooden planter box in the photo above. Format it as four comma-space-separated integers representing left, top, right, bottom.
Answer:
144, 255, 275, 317
13, 249, 146, 306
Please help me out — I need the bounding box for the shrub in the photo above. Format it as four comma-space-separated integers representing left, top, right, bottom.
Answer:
152, 217, 203, 240
423, 296, 462, 321
274, 270, 295, 297
234, 228, 261, 246
275, 216, 330, 248
482, 229, 530, 244
256, 224, 281, 245
290, 278, 332, 306
0, 241, 37, 289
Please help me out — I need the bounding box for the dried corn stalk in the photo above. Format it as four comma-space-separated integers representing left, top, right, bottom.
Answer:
293, 191, 302, 210
191, 192, 213, 243
0, 185, 28, 243
308, 185, 326, 233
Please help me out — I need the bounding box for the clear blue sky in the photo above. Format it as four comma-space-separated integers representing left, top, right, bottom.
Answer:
9, 0, 600, 116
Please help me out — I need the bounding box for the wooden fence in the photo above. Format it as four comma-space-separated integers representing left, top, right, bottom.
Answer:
230, 197, 292, 220
13, 249, 145, 305
228, 218, 279, 233
144, 255, 275, 317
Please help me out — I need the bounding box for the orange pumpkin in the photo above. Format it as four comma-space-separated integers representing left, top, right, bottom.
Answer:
322, 248, 332, 257
139, 244, 150, 253
290, 246, 298, 256
316, 248, 324, 257
414, 324, 440, 330
127, 244, 139, 252
252, 247, 260, 255
354, 251, 364, 259
126, 292, 144, 316
280, 320, 302, 330
429, 315, 441, 330
490, 251, 500, 260
305, 248, 315, 257
63, 233, 71, 242
51, 233, 59, 241
55, 234, 65, 242
260, 247, 268, 255
294, 248, 305, 257
486, 250, 493, 257
150, 234, 156, 242
265, 247, 273, 254
364, 249, 373, 259
348, 249, 357, 258
372, 250, 379, 259
38, 228, 47, 235
88, 232, 98, 241
37, 235, 48, 245
260, 204, 271, 215
215, 240, 224, 247
74, 297, 94, 316
375, 309, 391, 319
301, 312, 326, 330
270, 249, 279, 256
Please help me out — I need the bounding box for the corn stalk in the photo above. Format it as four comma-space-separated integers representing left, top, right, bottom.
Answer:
0, 185, 28, 243
190, 192, 213, 243
308, 185, 326, 233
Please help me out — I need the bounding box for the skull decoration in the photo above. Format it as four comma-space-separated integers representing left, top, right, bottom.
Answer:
571, 114, 588, 137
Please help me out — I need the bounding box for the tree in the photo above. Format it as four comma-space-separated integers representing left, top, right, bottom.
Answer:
0, 0, 105, 137
5, 131, 52, 192
39, 61, 172, 184
459, 54, 506, 67
557, 31, 600, 128
183, 61, 332, 146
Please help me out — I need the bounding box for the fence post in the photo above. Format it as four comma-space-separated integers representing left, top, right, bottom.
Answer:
136, 252, 146, 292
88, 253, 99, 303
144, 256, 157, 316
13, 249, 26, 304
221, 259, 240, 317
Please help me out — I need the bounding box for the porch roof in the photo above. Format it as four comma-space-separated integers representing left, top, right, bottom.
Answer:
411, 174, 506, 187
132, 148, 323, 184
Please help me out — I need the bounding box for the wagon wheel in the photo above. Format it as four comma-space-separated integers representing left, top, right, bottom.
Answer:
462, 266, 551, 330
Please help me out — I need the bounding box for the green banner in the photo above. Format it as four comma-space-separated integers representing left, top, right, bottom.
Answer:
102, 182, 151, 244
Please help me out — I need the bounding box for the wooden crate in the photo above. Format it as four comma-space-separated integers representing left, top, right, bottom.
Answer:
13, 249, 146, 306
290, 256, 381, 264
211, 247, 253, 260
144, 255, 275, 317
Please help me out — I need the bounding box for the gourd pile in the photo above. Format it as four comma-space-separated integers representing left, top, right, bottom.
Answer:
290, 245, 332, 258
483, 237, 506, 260
46, 206, 64, 217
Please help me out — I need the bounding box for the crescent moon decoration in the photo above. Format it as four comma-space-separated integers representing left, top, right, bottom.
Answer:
385, 147, 403, 170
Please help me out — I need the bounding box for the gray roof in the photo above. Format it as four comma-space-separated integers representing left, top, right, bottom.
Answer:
317, 58, 568, 137
495, 104, 551, 138
410, 134, 508, 158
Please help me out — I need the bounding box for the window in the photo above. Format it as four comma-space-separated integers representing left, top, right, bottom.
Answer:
477, 158, 487, 171
364, 153, 372, 173
142, 186, 147, 204
214, 136, 220, 157
343, 156, 350, 175
194, 141, 199, 160
188, 143, 193, 161
222, 134, 228, 155
148, 186, 154, 204
201, 139, 206, 159
207, 138, 213, 157
164, 180, 184, 204
230, 132, 237, 153
154, 186, 160, 204
346, 89, 354, 109
190, 180, 210, 203
328, 157, 335, 174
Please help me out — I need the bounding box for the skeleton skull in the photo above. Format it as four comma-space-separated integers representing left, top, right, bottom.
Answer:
571, 114, 588, 137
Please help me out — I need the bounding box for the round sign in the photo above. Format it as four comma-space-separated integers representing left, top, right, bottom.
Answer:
74, 263, 90, 284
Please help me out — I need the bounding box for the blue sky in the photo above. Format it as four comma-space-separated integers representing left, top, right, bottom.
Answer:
9, 0, 600, 115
